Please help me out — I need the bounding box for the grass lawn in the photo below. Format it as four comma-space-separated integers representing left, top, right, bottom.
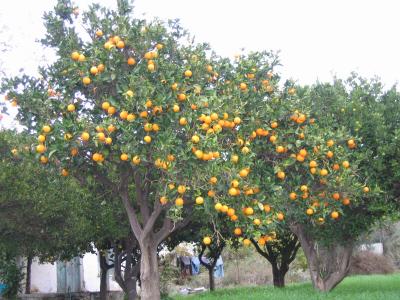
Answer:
170, 273, 400, 300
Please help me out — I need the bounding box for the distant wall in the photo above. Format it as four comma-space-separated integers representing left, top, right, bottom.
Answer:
30, 259, 57, 293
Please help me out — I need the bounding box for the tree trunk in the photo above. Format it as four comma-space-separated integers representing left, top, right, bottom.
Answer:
208, 267, 215, 291
271, 263, 286, 288
140, 240, 160, 300
99, 253, 109, 300
25, 255, 32, 294
290, 224, 353, 292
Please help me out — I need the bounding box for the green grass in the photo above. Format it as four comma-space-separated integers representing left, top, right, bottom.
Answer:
170, 273, 400, 300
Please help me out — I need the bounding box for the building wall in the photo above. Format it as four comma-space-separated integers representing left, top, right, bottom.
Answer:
30, 259, 57, 293
30, 251, 123, 293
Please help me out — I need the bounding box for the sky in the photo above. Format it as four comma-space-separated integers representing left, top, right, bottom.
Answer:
1, 0, 400, 127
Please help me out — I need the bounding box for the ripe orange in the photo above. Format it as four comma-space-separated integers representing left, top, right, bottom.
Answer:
160, 196, 168, 205
271, 121, 278, 129
61, 169, 69, 177
82, 77, 91, 85
233, 117, 241, 125
101, 101, 110, 110
333, 163, 340, 171
264, 204, 271, 212
175, 197, 184, 206
289, 192, 297, 200
296, 154, 305, 162
126, 113, 135, 122
36, 144, 46, 153
177, 185, 186, 194
42, 125, 51, 133
207, 190, 216, 197
244, 207, 254, 216
97, 132, 106, 141
331, 211, 339, 219
276, 146, 285, 153
177, 93, 187, 101
363, 186, 370, 193
239, 83, 247, 90
209, 177, 218, 185
227, 208, 235, 217
231, 154, 239, 163
107, 124, 116, 133
179, 117, 187, 126
107, 106, 116, 115
90, 66, 98, 75
277, 212, 285, 221
327, 139, 335, 147
70, 148, 78, 156
195, 196, 204, 205
81, 132, 90, 142
310, 167, 317, 174
97, 64, 105, 72
119, 110, 128, 120
326, 151, 334, 159
116, 40, 125, 49
243, 239, 251, 246
147, 63, 155, 72
269, 135, 277, 143
191, 135, 200, 143
144, 135, 152, 143
342, 161, 350, 168
306, 208, 314, 215
300, 185, 308, 192
229, 187, 238, 196
234, 228, 242, 236
239, 168, 249, 178
40, 156, 48, 164
332, 192, 340, 200
320, 169, 328, 176
132, 155, 141, 165
127, 57, 136, 65
277, 171, 285, 180
241, 146, 250, 154
95, 30, 103, 37
120, 153, 129, 161
299, 149, 308, 157
184, 70, 192, 77
203, 236, 212, 245
38, 135, 46, 143
71, 51, 80, 61
105, 137, 112, 145
214, 203, 222, 211
342, 198, 350, 205
253, 219, 261, 226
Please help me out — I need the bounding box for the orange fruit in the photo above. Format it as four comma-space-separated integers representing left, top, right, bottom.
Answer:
82, 77, 91, 85
144, 135, 152, 143
342, 198, 350, 205
300, 185, 308, 192
81, 132, 90, 141
239, 168, 249, 178
234, 228, 242, 236
36, 144, 46, 153
327, 139, 335, 147
191, 135, 200, 143
105, 137, 112, 145
277, 171, 285, 180
61, 169, 69, 177
332, 192, 340, 200
127, 113, 135, 122
97, 64, 105, 72
195, 196, 204, 205
120, 153, 129, 161
42, 125, 51, 133
184, 70, 192, 77
179, 117, 187, 126
177, 185, 186, 194
132, 155, 141, 165
70, 148, 78, 156
244, 207, 254, 216
253, 219, 261, 226
271, 121, 278, 129
177, 93, 187, 101
289, 192, 297, 200
119, 110, 128, 120
277, 212, 285, 221
227, 208, 235, 217
71, 51, 80, 61
306, 208, 314, 215
101, 101, 110, 110
38, 135, 46, 143
319, 169, 328, 176
276, 146, 285, 153
203, 236, 212, 245
116, 40, 125, 49
160, 196, 168, 205
333, 163, 340, 171
239, 83, 247, 90
342, 161, 350, 168
107, 106, 116, 115
175, 197, 184, 206
90, 66, 98, 75
299, 149, 308, 157
107, 124, 116, 133
243, 239, 251, 246
127, 57, 136, 65
231, 154, 239, 163
269, 135, 277, 143
264, 204, 271, 212
331, 211, 339, 219
67, 104, 76, 112
326, 151, 334, 159
363, 186, 370, 193
209, 177, 218, 185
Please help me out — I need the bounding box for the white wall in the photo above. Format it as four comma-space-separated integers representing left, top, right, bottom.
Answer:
359, 242, 384, 255
82, 252, 100, 292
30, 259, 57, 293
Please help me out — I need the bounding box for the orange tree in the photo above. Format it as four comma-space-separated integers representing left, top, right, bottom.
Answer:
0, 1, 283, 298
216, 76, 383, 291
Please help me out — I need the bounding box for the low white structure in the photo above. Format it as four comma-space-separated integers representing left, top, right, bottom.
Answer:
359, 242, 384, 255
29, 251, 122, 294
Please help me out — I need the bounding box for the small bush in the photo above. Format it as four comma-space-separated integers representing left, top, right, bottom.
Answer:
350, 251, 395, 275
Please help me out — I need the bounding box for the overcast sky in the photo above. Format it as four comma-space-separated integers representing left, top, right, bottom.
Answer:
1, 0, 400, 127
